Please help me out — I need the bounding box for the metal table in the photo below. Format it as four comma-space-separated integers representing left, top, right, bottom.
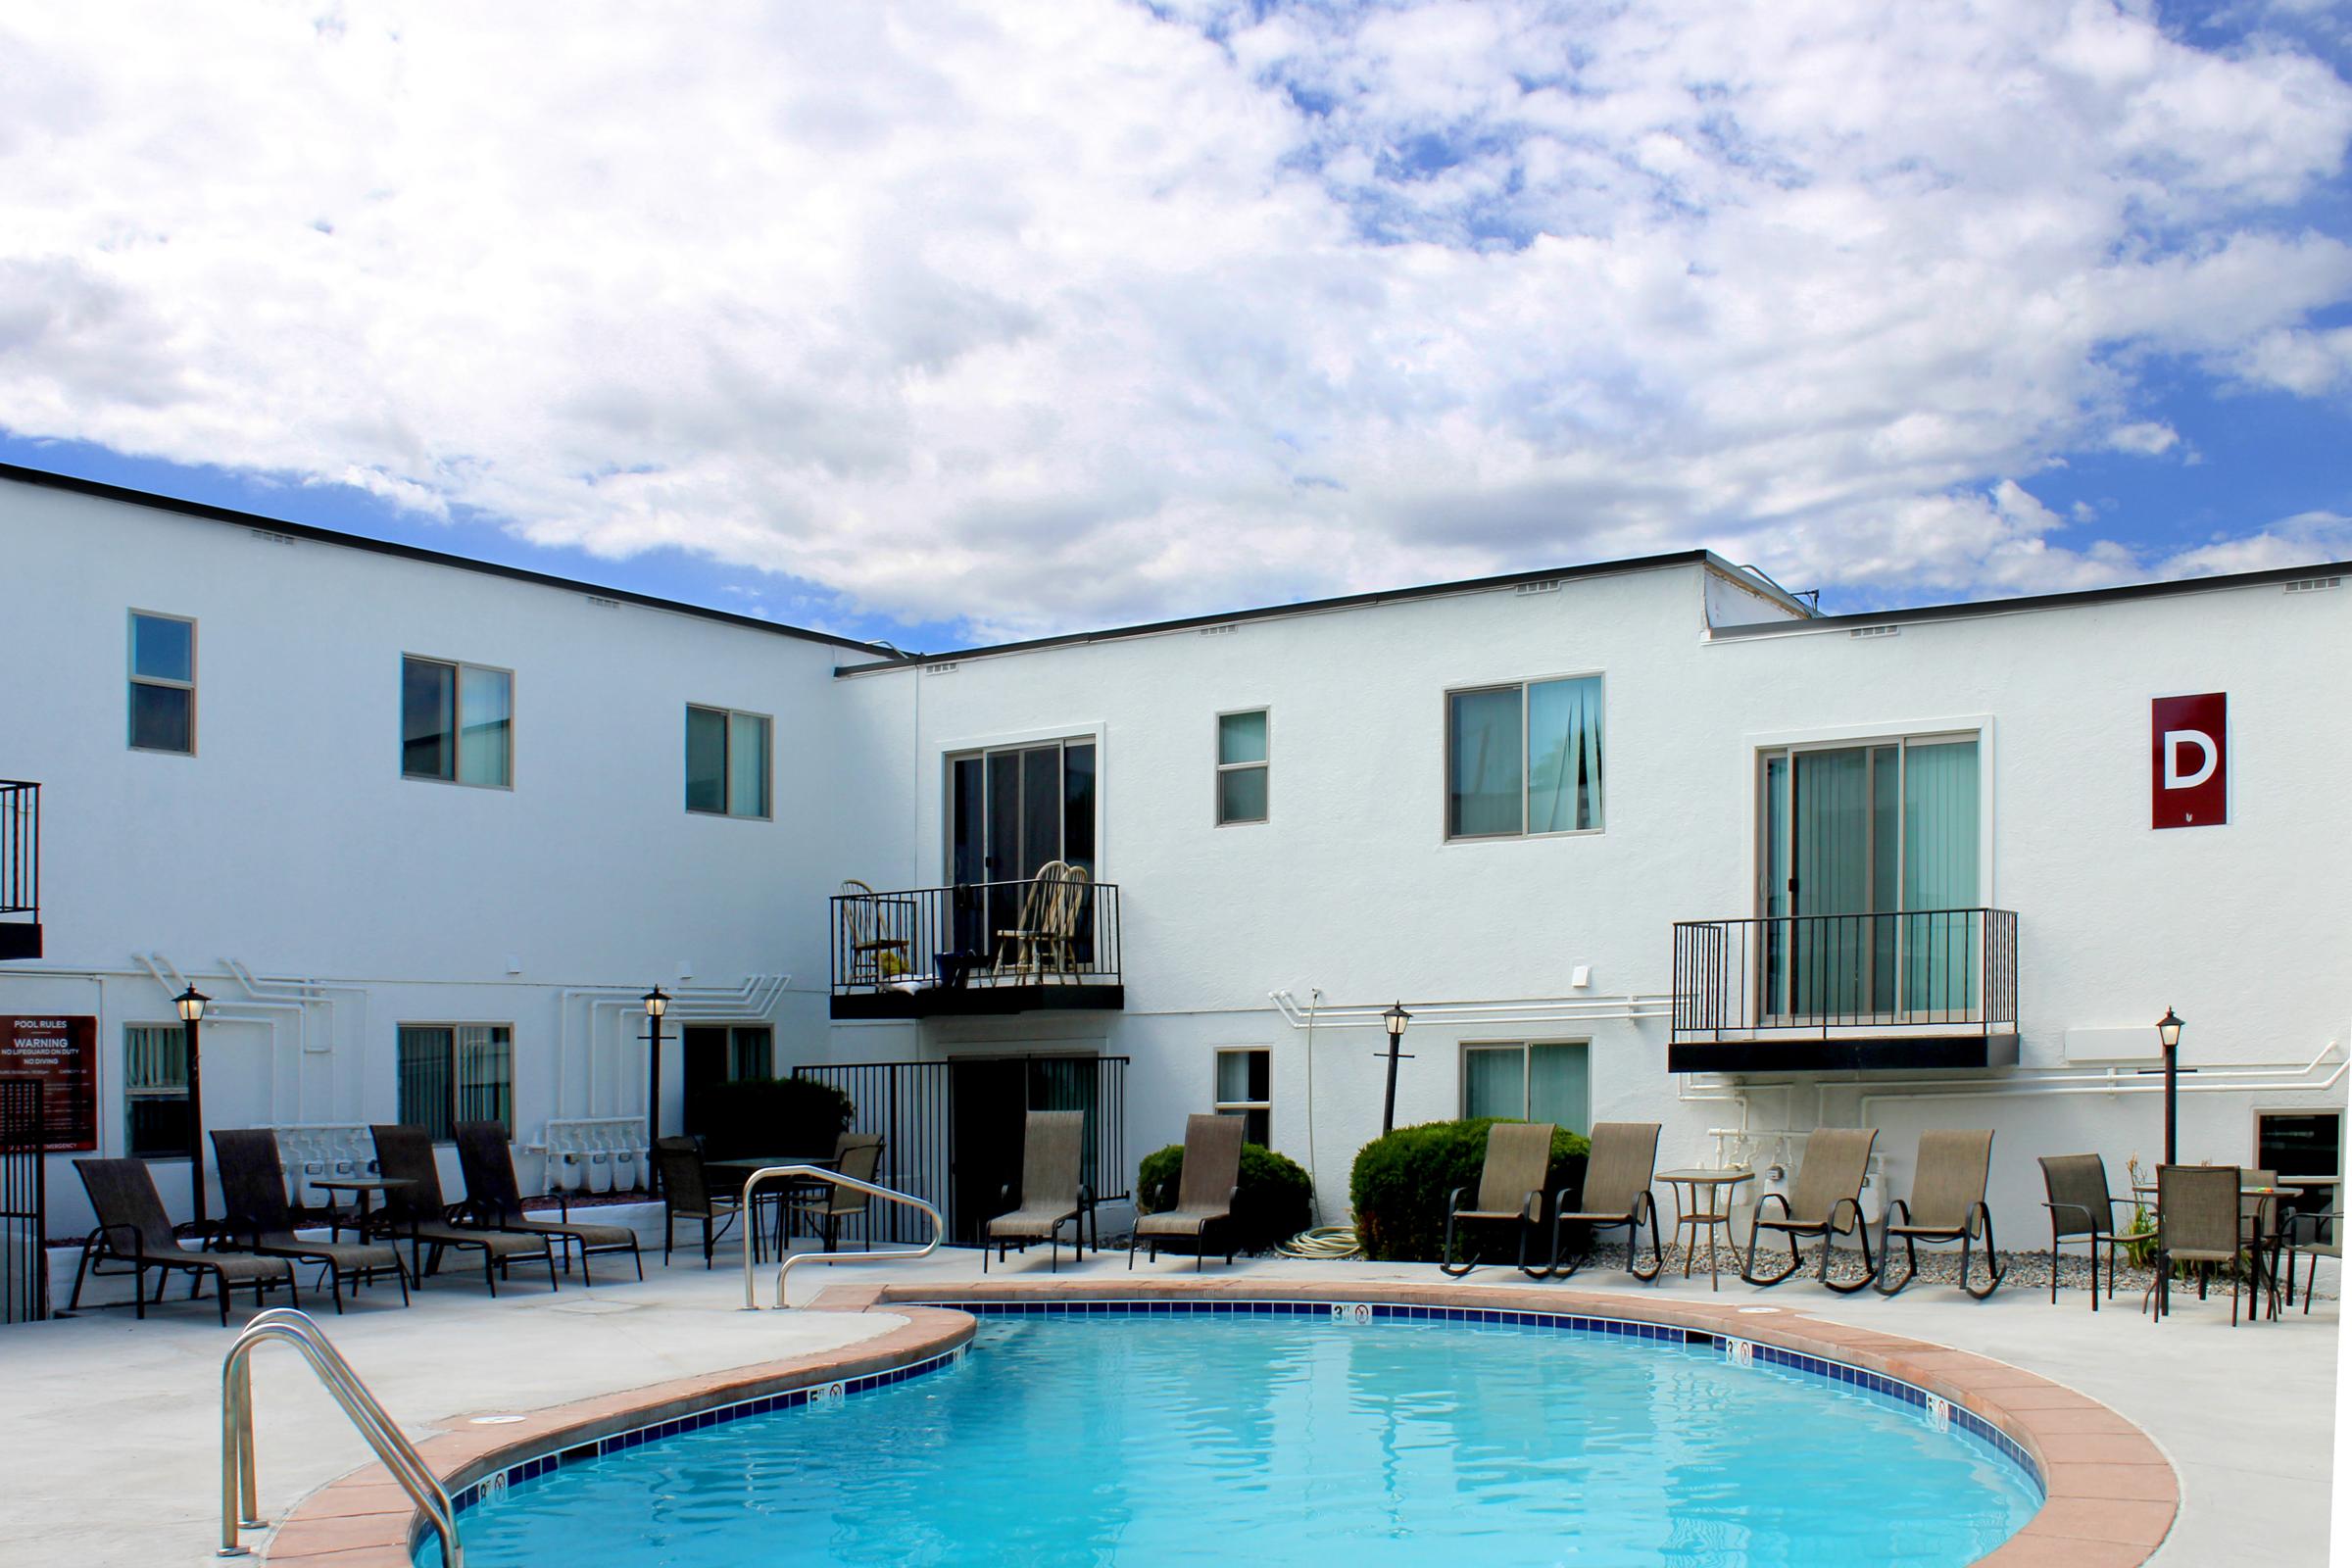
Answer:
1658, 1168, 1754, 1290
706, 1155, 840, 1261
312, 1175, 418, 1282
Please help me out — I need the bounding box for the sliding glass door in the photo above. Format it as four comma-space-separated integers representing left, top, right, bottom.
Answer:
1759, 736, 1980, 1023
946, 739, 1098, 956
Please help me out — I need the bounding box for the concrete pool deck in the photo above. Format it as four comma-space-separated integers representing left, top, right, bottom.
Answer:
1, 1241, 2333, 1566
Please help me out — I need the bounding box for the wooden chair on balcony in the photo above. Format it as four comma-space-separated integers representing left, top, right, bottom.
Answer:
840, 879, 911, 990
991, 861, 1088, 984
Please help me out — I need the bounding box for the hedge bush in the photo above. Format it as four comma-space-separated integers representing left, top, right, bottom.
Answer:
1136, 1141, 1314, 1254
694, 1077, 856, 1162
1348, 1119, 1592, 1262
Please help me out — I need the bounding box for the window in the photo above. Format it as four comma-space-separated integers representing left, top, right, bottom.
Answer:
685, 706, 772, 818
1446, 675, 1602, 839
1215, 710, 1269, 825
1214, 1048, 1271, 1145
124, 1024, 190, 1158
128, 612, 196, 754
1461, 1042, 1590, 1134
396, 1024, 514, 1140
402, 657, 513, 787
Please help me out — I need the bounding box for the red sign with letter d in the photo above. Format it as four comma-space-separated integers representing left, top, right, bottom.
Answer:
2151, 693, 2227, 829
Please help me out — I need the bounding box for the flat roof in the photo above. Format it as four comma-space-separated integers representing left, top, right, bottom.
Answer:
1707, 559, 2352, 638
0, 461, 897, 658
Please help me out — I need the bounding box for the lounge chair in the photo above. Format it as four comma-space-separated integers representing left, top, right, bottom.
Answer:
1441, 1121, 1555, 1279
2150, 1163, 2252, 1325
1546, 1121, 1662, 1281
2037, 1153, 2154, 1311
654, 1135, 741, 1267
369, 1123, 559, 1296
783, 1133, 884, 1252
212, 1128, 410, 1312
985, 1109, 1093, 1272
1875, 1130, 2003, 1298
67, 1157, 298, 1325
454, 1121, 644, 1285
1740, 1127, 1879, 1292
1131, 1113, 1246, 1270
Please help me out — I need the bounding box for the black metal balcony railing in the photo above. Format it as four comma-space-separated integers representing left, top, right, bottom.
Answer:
1672, 907, 2018, 1043
828, 880, 1123, 1018
0, 782, 38, 961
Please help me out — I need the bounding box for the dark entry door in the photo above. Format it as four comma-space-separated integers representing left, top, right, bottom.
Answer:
949, 1058, 1028, 1246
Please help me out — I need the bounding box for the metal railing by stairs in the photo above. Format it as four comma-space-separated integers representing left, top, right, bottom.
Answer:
220, 1307, 463, 1564
738, 1165, 944, 1310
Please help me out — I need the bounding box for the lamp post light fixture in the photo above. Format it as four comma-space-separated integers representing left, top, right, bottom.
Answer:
1377, 1001, 1414, 1137
2154, 1006, 2183, 1321
174, 984, 211, 1235
643, 986, 670, 1159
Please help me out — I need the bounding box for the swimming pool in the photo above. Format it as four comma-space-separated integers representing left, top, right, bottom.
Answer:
421, 1304, 2039, 1566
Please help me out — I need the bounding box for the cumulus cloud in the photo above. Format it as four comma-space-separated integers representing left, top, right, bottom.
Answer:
0, 2, 2347, 638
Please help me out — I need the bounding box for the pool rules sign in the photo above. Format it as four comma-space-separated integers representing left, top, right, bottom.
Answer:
2151, 693, 2228, 829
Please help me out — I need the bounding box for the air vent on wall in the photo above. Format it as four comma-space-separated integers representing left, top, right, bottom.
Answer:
1514, 579, 1561, 596
2284, 577, 2341, 594
924, 661, 959, 676
1199, 623, 1237, 636
248, 528, 295, 546
585, 595, 620, 609
1848, 624, 1899, 639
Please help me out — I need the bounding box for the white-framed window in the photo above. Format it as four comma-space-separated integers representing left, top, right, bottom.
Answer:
1446, 674, 1603, 839
1461, 1041, 1590, 1135
1214, 1047, 1271, 1144
124, 1023, 190, 1158
128, 611, 196, 754
396, 1024, 514, 1141
401, 657, 514, 787
1215, 710, 1269, 825
685, 705, 772, 818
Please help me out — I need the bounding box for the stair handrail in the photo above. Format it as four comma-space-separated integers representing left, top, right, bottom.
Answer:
737, 1165, 944, 1309
220, 1306, 462, 1564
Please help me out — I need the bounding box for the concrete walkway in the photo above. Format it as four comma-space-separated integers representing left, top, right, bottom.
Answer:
1, 1241, 2332, 1566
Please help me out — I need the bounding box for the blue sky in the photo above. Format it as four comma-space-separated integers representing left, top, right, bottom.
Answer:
2, 2, 2348, 647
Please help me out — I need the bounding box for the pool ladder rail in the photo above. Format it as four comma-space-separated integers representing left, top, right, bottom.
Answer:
737, 1164, 945, 1309
219, 1306, 463, 1566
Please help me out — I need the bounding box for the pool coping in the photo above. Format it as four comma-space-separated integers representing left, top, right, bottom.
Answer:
256, 1279, 2175, 1568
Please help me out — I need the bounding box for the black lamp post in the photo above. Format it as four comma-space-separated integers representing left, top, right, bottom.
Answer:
175, 984, 210, 1234
1377, 1001, 1413, 1136
2156, 1007, 2183, 1168
643, 986, 669, 1152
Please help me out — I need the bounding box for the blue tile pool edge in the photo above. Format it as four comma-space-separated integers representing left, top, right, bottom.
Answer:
422, 1295, 2043, 1554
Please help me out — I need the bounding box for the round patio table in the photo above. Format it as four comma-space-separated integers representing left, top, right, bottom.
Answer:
1658, 1168, 1754, 1290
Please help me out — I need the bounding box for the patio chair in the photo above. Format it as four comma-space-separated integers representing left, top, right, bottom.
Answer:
2037, 1153, 2154, 1311
2150, 1163, 2251, 1325
212, 1128, 410, 1312
454, 1121, 644, 1285
67, 1157, 298, 1326
654, 1135, 741, 1267
783, 1133, 884, 1252
1545, 1121, 1662, 1282
1440, 1121, 1556, 1280
1131, 1112, 1246, 1270
369, 1123, 560, 1296
985, 1109, 1094, 1272
2282, 1208, 2340, 1316
840, 879, 912, 989
1875, 1130, 2003, 1298
1740, 1127, 1879, 1292
992, 861, 1089, 983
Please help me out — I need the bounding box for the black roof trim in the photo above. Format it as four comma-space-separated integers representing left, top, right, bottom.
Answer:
831, 549, 1779, 673
0, 461, 896, 658
1707, 559, 2352, 638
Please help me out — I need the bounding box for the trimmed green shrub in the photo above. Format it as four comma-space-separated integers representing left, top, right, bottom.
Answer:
1348, 1119, 1592, 1262
1136, 1141, 1314, 1254
694, 1077, 855, 1162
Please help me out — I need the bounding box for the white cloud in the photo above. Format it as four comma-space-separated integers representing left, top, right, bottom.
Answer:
0, 2, 2346, 638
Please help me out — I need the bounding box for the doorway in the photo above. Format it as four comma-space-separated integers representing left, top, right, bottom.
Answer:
681, 1025, 774, 1140
947, 739, 1098, 955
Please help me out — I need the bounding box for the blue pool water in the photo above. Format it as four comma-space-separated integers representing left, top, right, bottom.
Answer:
423, 1315, 2038, 1566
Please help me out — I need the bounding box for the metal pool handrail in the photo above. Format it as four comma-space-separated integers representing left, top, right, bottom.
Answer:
738, 1165, 945, 1309
219, 1306, 462, 1565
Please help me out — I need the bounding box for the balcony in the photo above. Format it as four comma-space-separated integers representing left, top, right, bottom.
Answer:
0, 781, 37, 961
1669, 907, 2018, 1072
829, 879, 1124, 1021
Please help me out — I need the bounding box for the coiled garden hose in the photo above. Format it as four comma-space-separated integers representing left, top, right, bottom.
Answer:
1277, 1225, 1365, 1259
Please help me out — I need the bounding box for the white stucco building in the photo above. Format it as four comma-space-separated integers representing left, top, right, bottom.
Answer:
4, 461, 2347, 1253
